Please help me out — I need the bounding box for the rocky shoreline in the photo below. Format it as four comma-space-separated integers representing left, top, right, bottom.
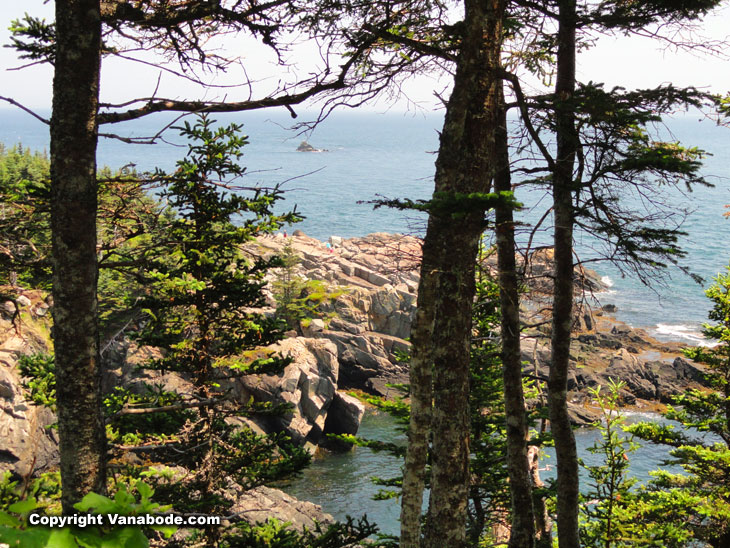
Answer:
248, 231, 707, 427
0, 231, 709, 526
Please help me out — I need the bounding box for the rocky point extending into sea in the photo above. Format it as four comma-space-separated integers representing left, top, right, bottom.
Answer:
0, 231, 709, 527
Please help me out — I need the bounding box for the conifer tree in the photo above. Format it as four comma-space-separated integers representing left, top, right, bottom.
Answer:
509, 3, 723, 543
0, 145, 52, 289
130, 116, 306, 515
6, 0, 392, 508
272, 239, 307, 330
114, 117, 376, 545
580, 381, 639, 548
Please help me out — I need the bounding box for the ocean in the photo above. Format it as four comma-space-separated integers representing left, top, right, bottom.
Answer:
282, 410, 682, 537
3, 106, 727, 343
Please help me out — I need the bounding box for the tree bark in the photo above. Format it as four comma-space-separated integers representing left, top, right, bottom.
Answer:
399, 245, 435, 548
399, 1, 506, 546
549, 0, 581, 546
494, 84, 536, 548
50, 0, 106, 513
529, 446, 553, 547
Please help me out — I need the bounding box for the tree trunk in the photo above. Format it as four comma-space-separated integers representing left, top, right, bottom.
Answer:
399, 244, 435, 548
549, 0, 581, 546
50, 0, 106, 513
400, 1, 506, 547
494, 84, 536, 548
422, 212, 482, 548
529, 446, 553, 547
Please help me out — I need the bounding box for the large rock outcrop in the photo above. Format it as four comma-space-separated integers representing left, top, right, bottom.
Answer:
520, 310, 708, 424
229, 485, 335, 531
231, 337, 365, 447
0, 292, 59, 478
254, 232, 419, 396
253, 231, 709, 426
0, 230, 715, 484
103, 336, 366, 452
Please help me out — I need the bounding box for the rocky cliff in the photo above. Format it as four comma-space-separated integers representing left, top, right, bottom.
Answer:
0, 231, 710, 484
251, 231, 709, 426
0, 292, 58, 479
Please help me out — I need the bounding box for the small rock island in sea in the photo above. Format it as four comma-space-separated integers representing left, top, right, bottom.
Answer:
296, 140, 327, 152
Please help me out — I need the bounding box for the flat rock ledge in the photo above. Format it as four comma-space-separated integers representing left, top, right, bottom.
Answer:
230, 485, 335, 531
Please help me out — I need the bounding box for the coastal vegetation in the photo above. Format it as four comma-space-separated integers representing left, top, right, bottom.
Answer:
626, 269, 730, 548
1, 0, 730, 547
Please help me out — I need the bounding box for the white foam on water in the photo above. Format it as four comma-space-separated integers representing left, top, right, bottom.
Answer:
622, 410, 663, 421
593, 289, 616, 297
653, 323, 715, 346
600, 275, 614, 287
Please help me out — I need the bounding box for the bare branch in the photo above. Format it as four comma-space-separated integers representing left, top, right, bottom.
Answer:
0, 96, 50, 125
115, 398, 221, 416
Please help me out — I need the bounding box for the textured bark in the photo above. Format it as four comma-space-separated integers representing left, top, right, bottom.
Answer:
422, 213, 481, 548
400, 1, 506, 547
494, 87, 536, 548
549, 0, 581, 546
528, 446, 553, 547
50, 0, 106, 513
399, 244, 435, 548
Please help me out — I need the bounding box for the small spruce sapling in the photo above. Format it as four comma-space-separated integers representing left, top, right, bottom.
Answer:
272, 239, 307, 329
580, 381, 694, 547
579, 380, 639, 548
271, 240, 350, 332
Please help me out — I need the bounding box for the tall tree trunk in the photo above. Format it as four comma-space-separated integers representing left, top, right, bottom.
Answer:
494, 84, 536, 548
50, 0, 106, 513
399, 1, 506, 546
549, 0, 580, 546
399, 247, 435, 548
421, 213, 482, 548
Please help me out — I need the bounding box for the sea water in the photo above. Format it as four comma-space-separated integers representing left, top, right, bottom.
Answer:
281, 410, 683, 537
1, 107, 727, 535
3, 107, 727, 340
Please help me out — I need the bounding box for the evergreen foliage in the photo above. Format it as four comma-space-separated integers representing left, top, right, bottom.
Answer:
524, 82, 714, 284
270, 241, 347, 332
580, 381, 641, 548
124, 116, 308, 538
5, 130, 377, 546
627, 265, 730, 547
0, 143, 168, 334
578, 381, 699, 546
0, 144, 52, 289
272, 239, 306, 329
220, 516, 378, 548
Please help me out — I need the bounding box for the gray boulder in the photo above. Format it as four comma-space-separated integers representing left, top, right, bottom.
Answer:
369, 286, 415, 339
323, 391, 365, 436
230, 485, 334, 530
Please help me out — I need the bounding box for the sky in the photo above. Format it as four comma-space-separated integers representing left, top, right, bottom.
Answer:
1, 1, 729, 114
